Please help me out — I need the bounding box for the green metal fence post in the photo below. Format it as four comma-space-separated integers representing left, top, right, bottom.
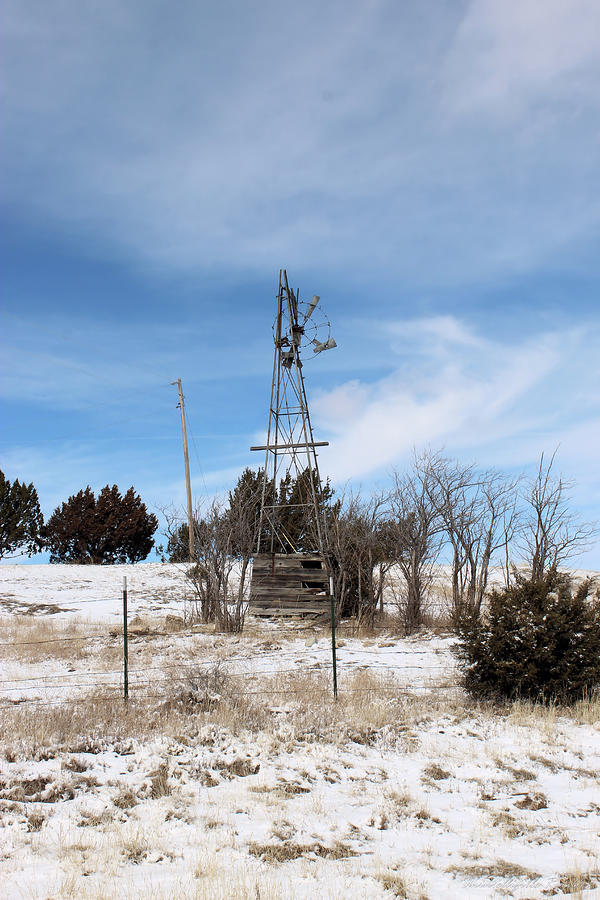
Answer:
123, 576, 128, 702
329, 575, 338, 699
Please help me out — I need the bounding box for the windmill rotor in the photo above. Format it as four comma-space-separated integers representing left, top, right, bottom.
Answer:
272, 293, 336, 363
303, 294, 320, 323
312, 336, 337, 355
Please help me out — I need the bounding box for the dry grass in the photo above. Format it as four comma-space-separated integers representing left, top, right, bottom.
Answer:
422, 763, 451, 781
2, 654, 597, 767
514, 791, 548, 810
489, 809, 523, 839
559, 869, 600, 893
119, 824, 151, 864
26, 811, 45, 832
2, 618, 598, 784
508, 694, 600, 727
149, 763, 171, 798
447, 859, 540, 879
375, 866, 431, 900
0, 615, 109, 663
34, 873, 285, 900
113, 787, 139, 809
528, 752, 559, 772
78, 808, 115, 828
492, 757, 537, 781
0, 690, 154, 759
248, 839, 357, 863
376, 871, 409, 897
162, 665, 442, 746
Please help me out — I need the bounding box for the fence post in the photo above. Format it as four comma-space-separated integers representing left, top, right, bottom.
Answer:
329, 575, 338, 700
123, 576, 128, 702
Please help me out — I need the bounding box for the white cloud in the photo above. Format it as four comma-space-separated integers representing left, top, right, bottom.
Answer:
313, 316, 599, 484
389, 316, 485, 350
443, 0, 600, 115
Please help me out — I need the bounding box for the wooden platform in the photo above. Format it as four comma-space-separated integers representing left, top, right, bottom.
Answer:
248, 552, 330, 617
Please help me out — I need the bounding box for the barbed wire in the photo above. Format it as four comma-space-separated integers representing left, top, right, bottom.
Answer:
0, 658, 456, 688
0, 628, 447, 650
0, 634, 105, 647
0, 681, 459, 711
0, 595, 190, 607
1, 588, 459, 710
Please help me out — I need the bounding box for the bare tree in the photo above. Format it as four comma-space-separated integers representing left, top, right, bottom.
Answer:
160, 469, 260, 632
325, 490, 391, 629
183, 496, 256, 632
189, 499, 234, 626
388, 463, 443, 633
474, 469, 521, 601
521, 451, 597, 582
225, 467, 262, 613
419, 451, 520, 620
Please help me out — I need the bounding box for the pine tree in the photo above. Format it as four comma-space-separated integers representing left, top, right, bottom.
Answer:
275, 467, 334, 552
165, 522, 192, 563
0, 470, 44, 558
44, 485, 157, 564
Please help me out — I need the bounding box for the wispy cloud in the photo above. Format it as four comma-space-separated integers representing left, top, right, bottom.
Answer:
313, 316, 600, 484
2, 1, 600, 566
2, 1, 599, 284
0, 312, 269, 411
443, 0, 600, 115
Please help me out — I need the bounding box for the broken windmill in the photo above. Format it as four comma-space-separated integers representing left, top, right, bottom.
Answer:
249, 270, 336, 616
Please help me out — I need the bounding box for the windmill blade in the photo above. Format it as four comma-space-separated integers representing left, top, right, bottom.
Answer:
312, 336, 337, 354
303, 295, 320, 323
285, 286, 298, 323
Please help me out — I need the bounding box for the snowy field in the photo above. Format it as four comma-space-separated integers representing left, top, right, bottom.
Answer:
0, 564, 599, 899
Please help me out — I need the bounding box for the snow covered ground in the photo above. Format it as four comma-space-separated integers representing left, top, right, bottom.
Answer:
0, 562, 192, 620
0, 564, 599, 899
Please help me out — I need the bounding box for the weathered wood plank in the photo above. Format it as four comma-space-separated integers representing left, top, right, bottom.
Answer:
249, 552, 330, 615
251, 572, 327, 582
252, 553, 326, 569
250, 597, 328, 606
250, 582, 327, 592
248, 604, 329, 614
249, 601, 329, 608
252, 566, 329, 581
249, 609, 328, 617
250, 591, 327, 600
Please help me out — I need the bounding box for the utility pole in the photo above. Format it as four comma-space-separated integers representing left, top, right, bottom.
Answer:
172, 378, 194, 563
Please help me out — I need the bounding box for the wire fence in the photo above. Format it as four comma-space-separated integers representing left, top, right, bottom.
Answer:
0, 657, 459, 706
0, 580, 460, 710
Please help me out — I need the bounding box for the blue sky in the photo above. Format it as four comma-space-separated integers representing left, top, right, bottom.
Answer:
2, 0, 599, 566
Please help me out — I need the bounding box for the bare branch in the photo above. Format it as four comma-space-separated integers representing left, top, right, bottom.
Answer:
416, 450, 520, 619
520, 451, 598, 581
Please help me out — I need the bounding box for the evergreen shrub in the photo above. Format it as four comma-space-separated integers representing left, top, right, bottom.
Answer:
456, 569, 600, 703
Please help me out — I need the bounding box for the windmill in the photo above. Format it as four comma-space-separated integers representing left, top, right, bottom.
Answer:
249, 269, 336, 616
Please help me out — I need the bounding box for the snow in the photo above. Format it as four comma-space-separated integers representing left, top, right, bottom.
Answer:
0, 562, 191, 620
1, 563, 599, 899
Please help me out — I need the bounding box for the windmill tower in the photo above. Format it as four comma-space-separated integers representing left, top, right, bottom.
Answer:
249, 269, 336, 616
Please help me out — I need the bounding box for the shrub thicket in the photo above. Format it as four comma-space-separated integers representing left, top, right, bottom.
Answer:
456, 569, 600, 703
